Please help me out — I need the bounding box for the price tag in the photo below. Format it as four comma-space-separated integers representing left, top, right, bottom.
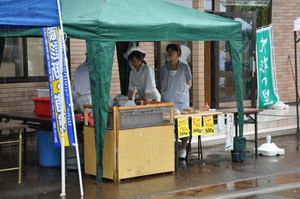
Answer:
217, 114, 225, 134
203, 115, 215, 135
192, 116, 202, 136
225, 113, 234, 151
177, 117, 189, 138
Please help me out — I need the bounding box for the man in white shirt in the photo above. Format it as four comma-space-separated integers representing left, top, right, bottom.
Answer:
73, 57, 92, 113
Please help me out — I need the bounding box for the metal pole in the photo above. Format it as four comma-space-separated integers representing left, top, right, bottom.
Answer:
60, 29, 85, 197
56, 0, 84, 196
294, 31, 300, 150
18, 130, 22, 184
175, 120, 178, 171
254, 113, 258, 159
55, 1, 66, 196
60, 132, 66, 197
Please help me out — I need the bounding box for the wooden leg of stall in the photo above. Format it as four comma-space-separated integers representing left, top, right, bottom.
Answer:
113, 106, 118, 183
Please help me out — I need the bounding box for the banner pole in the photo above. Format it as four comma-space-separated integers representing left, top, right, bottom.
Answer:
42, 27, 67, 198
56, 0, 84, 196
294, 31, 300, 150
60, 133, 66, 197
55, 0, 66, 197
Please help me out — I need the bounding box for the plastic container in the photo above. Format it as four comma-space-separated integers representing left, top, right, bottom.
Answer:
203, 102, 210, 111
32, 97, 51, 116
37, 130, 61, 167
37, 87, 50, 98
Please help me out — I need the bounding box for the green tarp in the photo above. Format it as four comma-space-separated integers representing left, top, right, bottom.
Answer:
1, 0, 245, 182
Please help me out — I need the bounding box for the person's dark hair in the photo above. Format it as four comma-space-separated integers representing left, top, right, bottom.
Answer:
166, 44, 181, 56
128, 51, 147, 64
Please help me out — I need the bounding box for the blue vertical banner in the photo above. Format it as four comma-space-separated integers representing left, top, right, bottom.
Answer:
42, 27, 75, 147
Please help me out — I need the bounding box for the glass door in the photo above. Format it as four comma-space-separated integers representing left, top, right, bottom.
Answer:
212, 12, 257, 108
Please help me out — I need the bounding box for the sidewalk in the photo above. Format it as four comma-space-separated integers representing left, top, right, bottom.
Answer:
2, 133, 300, 199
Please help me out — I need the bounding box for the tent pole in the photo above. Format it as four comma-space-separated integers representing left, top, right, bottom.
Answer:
294, 31, 300, 150
60, 132, 66, 197
56, 1, 66, 197
56, 0, 84, 197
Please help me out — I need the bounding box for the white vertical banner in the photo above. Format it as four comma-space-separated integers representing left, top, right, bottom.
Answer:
217, 114, 225, 134
225, 113, 234, 151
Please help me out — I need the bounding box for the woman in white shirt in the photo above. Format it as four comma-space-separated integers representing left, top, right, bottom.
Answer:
161, 44, 192, 160
126, 47, 160, 102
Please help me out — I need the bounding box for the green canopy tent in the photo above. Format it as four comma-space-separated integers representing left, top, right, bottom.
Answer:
1, 0, 245, 182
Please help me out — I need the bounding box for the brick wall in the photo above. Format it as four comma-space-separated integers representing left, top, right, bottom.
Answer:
0, 82, 48, 113
272, 0, 300, 103
140, 42, 155, 67
192, 0, 205, 109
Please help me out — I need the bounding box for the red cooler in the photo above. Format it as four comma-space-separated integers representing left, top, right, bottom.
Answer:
32, 97, 51, 117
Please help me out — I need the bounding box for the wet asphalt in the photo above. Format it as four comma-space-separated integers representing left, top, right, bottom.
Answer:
1, 134, 300, 199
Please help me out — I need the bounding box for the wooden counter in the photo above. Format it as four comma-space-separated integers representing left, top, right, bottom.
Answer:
84, 103, 175, 181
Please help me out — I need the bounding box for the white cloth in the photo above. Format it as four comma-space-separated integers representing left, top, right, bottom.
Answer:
73, 61, 92, 112
219, 50, 226, 71
179, 44, 191, 65
128, 64, 160, 101
294, 18, 300, 31
123, 46, 146, 60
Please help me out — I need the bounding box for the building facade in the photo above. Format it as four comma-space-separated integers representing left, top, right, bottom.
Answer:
0, 0, 299, 113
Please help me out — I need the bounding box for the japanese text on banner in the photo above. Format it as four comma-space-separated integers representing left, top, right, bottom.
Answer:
177, 117, 189, 138
42, 27, 75, 147
225, 113, 234, 151
192, 116, 202, 136
217, 114, 225, 134
256, 26, 279, 109
203, 116, 214, 135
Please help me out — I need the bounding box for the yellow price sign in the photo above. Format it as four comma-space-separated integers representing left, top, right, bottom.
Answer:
177, 117, 189, 138
192, 116, 202, 136
203, 115, 215, 135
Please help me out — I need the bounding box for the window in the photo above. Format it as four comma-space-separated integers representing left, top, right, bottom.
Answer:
217, 0, 272, 27
166, 0, 193, 8
0, 37, 47, 83
204, 0, 213, 11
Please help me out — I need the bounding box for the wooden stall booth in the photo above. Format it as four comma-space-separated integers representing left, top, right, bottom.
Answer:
83, 102, 175, 182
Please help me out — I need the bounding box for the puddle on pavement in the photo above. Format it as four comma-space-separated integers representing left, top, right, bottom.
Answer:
242, 188, 300, 199
147, 173, 300, 199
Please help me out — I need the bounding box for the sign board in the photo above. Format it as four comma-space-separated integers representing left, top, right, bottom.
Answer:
225, 113, 234, 151
192, 116, 202, 136
203, 116, 214, 135
42, 27, 75, 147
177, 117, 190, 138
256, 26, 279, 109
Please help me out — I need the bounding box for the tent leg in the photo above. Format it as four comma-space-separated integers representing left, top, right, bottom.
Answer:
74, 142, 84, 195
294, 31, 300, 150
60, 133, 66, 197
55, 0, 84, 195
